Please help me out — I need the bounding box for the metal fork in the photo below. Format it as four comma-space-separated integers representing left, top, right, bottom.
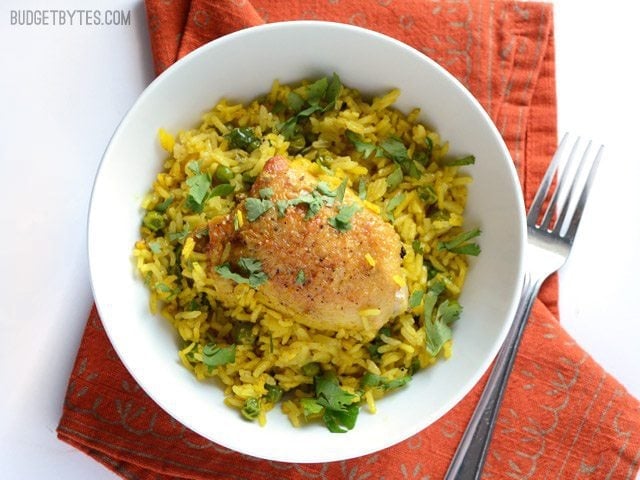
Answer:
444, 133, 604, 479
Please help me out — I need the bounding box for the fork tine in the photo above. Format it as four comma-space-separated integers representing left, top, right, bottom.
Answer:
527, 132, 569, 226
552, 139, 593, 233
563, 144, 603, 241
540, 136, 582, 230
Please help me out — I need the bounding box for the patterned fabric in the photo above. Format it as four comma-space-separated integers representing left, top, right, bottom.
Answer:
57, 1, 640, 479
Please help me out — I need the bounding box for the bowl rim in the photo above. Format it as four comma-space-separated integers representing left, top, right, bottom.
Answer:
87, 19, 526, 463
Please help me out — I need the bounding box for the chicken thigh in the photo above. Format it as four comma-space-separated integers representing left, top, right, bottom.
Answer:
207, 155, 408, 333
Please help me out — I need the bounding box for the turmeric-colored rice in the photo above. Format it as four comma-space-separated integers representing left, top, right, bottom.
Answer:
133, 75, 478, 431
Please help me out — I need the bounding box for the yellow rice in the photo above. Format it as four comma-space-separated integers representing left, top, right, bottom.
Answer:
133, 75, 476, 429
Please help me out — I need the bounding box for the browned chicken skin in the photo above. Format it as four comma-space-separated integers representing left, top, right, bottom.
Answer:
207, 156, 408, 333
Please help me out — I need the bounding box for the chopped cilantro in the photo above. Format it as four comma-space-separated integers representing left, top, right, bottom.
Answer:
408, 290, 424, 309
425, 315, 453, 357
276, 199, 289, 217
361, 372, 411, 391
418, 185, 437, 206
441, 154, 476, 167
210, 183, 235, 197
421, 282, 462, 357
245, 197, 274, 221
334, 178, 348, 203
287, 91, 304, 112
380, 137, 420, 178
303, 372, 360, 433
437, 228, 481, 256
358, 179, 367, 200
386, 167, 404, 191
215, 257, 268, 288
367, 326, 391, 361
295, 269, 306, 285
259, 187, 274, 199
185, 172, 212, 212
167, 227, 190, 242
437, 299, 463, 325
148, 240, 162, 254
307, 77, 329, 106
345, 130, 378, 158
412, 239, 424, 254
278, 74, 342, 139
328, 204, 359, 232
386, 192, 406, 220
154, 196, 174, 213
200, 343, 236, 371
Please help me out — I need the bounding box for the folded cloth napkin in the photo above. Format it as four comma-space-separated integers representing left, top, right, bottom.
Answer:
57, 1, 640, 478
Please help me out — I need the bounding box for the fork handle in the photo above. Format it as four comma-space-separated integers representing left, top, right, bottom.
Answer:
444, 274, 541, 479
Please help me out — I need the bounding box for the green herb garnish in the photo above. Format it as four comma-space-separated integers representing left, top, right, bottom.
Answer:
379, 136, 420, 178
408, 290, 424, 309
441, 154, 476, 167
328, 204, 359, 232
295, 269, 306, 285
278, 74, 342, 139
361, 372, 411, 391
215, 257, 268, 288
386, 166, 404, 191
185, 171, 211, 212
437, 228, 481, 256
200, 343, 236, 371
301, 372, 360, 433
244, 197, 274, 222
345, 130, 378, 159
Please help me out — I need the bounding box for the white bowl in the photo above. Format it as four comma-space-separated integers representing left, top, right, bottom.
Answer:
88, 21, 525, 463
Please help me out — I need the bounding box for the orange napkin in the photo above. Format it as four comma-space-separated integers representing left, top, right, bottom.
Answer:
58, 1, 640, 479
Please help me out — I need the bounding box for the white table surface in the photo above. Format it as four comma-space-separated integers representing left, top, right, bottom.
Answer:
1, 1, 638, 478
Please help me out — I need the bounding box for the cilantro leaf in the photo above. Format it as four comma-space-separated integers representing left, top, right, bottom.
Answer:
423, 281, 446, 324
154, 196, 174, 213
210, 183, 235, 197
277, 74, 341, 139
441, 154, 476, 167
346, 130, 378, 158
307, 77, 329, 106
186, 173, 211, 212
358, 179, 367, 200
313, 372, 360, 433
422, 285, 462, 357
324, 72, 342, 110
380, 137, 420, 178
425, 316, 453, 357
295, 269, 306, 285
386, 167, 404, 191
200, 343, 236, 371
245, 197, 274, 221
287, 91, 304, 112
215, 257, 268, 288
323, 404, 359, 433
408, 290, 424, 309
328, 204, 359, 232
437, 228, 482, 256
361, 372, 411, 391
334, 178, 348, 203
259, 187, 274, 199
437, 299, 463, 325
